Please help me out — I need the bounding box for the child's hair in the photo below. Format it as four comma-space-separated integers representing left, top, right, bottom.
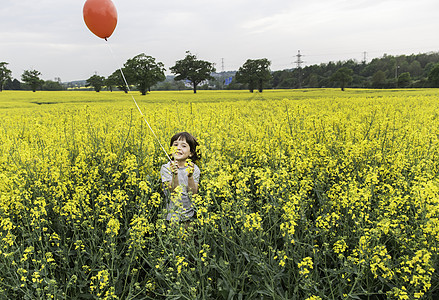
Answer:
170, 132, 201, 162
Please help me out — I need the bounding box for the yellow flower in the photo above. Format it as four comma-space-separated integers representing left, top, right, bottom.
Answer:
106, 218, 120, 236
298, 257, 314, 277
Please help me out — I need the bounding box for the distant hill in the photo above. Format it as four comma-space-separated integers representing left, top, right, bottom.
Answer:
64, 80, 87, 88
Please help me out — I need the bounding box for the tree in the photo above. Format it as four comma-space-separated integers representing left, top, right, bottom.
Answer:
330, 67, 353, 91
225, 77, 245, 90
235, 58, 272, 92
43, 80, 64, 91
4, 78, 21, 90
86, 74, 105, 92
170, 51, 216, 93
105, 75, 116, 92
21, 69, 44, 92
307, 74, 320, 88
408, 60, 423, 78
0, 62, 12, 92
372, 70, 387, 88
428, 63, 439, 87
397, 72, 411, 88
107, 70, 128, 93
272, 70, 295, 89
123, 54, 166, 95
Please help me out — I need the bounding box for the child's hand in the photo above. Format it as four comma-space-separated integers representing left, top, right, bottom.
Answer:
170, 161, 179, 176
185, 160, 194, 177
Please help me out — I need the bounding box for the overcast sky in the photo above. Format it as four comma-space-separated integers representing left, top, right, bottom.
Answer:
1, 0, 438, 82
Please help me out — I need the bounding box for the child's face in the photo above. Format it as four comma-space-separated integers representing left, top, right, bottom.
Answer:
172, 137, 192, 161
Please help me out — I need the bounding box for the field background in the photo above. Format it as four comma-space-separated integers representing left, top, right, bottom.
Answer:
1, 89, 439, 299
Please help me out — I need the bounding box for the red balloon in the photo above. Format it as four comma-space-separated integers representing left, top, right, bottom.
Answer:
83, 0, 118, 40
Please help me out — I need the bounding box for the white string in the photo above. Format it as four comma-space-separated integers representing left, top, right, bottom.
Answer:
105, 41, 172, 162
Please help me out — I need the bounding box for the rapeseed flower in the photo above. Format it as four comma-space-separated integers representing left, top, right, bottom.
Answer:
1, 89, 439, 298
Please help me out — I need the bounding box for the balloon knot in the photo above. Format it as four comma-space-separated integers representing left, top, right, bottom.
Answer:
105, 37, 108, 41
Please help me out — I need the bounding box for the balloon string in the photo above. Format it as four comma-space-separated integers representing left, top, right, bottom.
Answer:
105, 41, 172, 163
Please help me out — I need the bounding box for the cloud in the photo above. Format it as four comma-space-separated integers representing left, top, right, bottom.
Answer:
1, 0, 439, 81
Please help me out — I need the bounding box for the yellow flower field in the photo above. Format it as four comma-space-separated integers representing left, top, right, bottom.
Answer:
0, 89, 439, 299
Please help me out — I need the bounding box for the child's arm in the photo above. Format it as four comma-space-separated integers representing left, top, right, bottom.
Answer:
186, 161, 198, 194
161, 162, 180, 192
168, 161, 180, 191
187, 175, 198, 194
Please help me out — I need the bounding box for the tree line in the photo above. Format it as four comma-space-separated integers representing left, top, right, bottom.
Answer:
2, 51, 439, 93
84, 52, 271, 94
270, 52, 439, 89
0, 63, 64, 92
